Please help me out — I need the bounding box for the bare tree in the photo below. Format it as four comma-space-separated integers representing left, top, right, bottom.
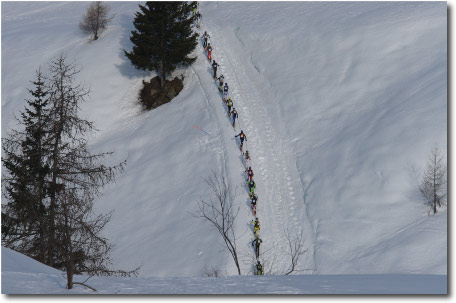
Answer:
420, 147, 447, 214
79, 1, 114, 41
194, 171, 242, 275
2, 54, 136, 289
203, 265, 224, 278
45, 53, 136, 289
252, 229, 308, 276
56, 190, 138, 290
283, 228, 308, 275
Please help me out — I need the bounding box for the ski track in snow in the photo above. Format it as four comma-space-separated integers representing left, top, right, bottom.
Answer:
192, 42, 254, 274
197, 18, 316, 274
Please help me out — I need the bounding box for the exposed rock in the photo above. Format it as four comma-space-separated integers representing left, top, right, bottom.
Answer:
139, 76, 184, 110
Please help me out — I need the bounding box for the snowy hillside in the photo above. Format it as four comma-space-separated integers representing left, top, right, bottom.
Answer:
201, 1, 447, 275
1, 247, 446, 294
1, 0, 447, 291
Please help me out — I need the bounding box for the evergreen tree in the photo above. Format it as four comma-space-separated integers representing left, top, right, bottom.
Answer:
2, 69, 51, 263
2, 56, 137, 289
124, 1, 198, 88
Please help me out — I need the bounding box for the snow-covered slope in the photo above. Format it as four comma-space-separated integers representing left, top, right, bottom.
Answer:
1, 247, 446, 294
201, 1, 447, 274
2, 1, 229, 277
1, 0, 447, 284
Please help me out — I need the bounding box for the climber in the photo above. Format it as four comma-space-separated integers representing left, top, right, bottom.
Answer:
252, 236, 263, 259
252, 217, 260, 236
223, 83, 229, 102
192, 2, 198, 16
251, 194, 258, 215
195, 11, 202, 28
212, 60, 220, 79
235, 129, 246, 151
245, 150, 250, 161
246, 166, 254, 182
202, 31, 210, 49
255, 261, 264, 275
217, 75, 224, 92
227, 97, 233, 116
207, 43, 213, 61
247, 179, 256, 199
231, 108, 238, 128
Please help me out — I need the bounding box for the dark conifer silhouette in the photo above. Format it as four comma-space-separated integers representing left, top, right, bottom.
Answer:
2, 69, 51, 264
2, 55, 138, 291
125, 1, 198, 88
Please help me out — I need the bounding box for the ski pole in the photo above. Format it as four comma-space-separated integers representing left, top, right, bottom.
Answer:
194, 125, 210, 135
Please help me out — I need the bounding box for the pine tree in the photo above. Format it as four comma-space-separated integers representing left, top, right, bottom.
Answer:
2, 69, 51, 263
2, 56, 137, 289
124, 1, 198, 88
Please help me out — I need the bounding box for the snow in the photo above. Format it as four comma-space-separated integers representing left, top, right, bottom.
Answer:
1, 0, 447, 295
1, 247, 447, 294
201, 1, 447, 275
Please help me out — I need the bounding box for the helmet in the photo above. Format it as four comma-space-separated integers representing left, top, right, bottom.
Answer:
257, 261, 261, 265
204, 31, 207, 34
241, 130, 243, 133
213, 59, 215, 63
249, 166, 251, 170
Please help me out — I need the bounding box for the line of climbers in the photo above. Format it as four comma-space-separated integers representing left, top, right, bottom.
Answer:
200, 24, 264, 276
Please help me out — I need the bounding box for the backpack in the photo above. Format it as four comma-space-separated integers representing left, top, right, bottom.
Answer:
257, 264, 263, 273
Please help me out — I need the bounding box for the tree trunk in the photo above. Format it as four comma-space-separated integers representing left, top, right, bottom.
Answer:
48, 185, 56, 265
38, 216, 46, 263
235, 256, 241, 275
159, 61, 165, 89
64, 196, 74, 290
94, 1, 100, 40
48, 126, 62, 266
433, 155, 437, 214
37, 155, 47, 263
159, 18, 165, 90
67, 267, 73, 289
